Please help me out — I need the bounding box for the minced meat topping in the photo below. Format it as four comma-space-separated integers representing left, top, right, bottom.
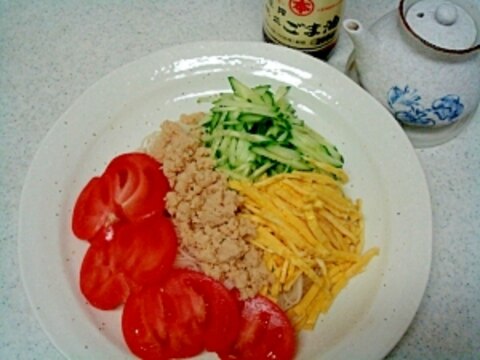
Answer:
143, 113, 271, 298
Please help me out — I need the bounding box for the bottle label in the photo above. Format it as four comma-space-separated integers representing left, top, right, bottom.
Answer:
263, 0, 344, 52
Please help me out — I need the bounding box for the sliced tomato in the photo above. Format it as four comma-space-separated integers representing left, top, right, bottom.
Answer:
79, 228, 130, 310
188, 275, 241, 353
121, 286, 170, 360
104, 152, 169, 221
122, 274, 206, 359
112, 214, 178, 287
72, 176, 116, 240
72, 152, 169, 241
223, 295, 297, 360
80, 215, 177, 310
122, 269, 242, 359
157, 272, 207, 358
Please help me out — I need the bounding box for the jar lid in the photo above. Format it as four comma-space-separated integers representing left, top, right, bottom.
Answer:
405, 0, 477, 50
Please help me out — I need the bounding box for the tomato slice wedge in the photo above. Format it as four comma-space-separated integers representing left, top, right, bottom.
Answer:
223, 295, 297, 360
104, 152, 169, 221
72, 152, 170, 241
121, 285, 170, 360
122, 269, 242, 359
112, 214, 178, 287
122, 274, 205, 359
72, 176, 116, 240
188, 275, 241, 354
157, 273, 207, 358
79, 226, 130, 310
80, 215, 177, 310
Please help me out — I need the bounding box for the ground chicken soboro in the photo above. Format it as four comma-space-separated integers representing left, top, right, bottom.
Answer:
143, 113, 271, 298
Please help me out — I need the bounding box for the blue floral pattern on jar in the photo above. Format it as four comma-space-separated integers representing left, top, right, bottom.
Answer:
387, 86, 464, 126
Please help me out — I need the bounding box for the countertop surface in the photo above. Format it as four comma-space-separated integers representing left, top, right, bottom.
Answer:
1, 0, 479, 359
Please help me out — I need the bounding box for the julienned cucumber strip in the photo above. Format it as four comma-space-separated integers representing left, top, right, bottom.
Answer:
198, 76, 344, 180
251, 146, 311, 171
290, 124, 344, 168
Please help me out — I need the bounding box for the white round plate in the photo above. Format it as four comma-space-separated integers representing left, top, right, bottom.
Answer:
18, 41, 432, 360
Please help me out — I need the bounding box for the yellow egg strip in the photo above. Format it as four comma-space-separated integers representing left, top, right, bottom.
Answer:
230, 171, 379, 331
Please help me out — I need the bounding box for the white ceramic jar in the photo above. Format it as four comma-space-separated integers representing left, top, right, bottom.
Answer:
343, 0, 480, 147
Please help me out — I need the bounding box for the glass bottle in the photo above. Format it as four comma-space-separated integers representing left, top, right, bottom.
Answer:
263, 0, 345, 60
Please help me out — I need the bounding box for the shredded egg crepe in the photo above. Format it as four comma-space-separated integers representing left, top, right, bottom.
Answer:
230, 170, 379, 330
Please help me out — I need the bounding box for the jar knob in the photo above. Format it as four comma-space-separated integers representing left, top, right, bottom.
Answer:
405, 0, 477, 50
435, 3, 458, 26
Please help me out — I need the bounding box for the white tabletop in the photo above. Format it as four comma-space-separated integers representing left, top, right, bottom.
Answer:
1, 0, 479, 359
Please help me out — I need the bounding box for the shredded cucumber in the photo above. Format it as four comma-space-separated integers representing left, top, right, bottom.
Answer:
198, 76, 344, 180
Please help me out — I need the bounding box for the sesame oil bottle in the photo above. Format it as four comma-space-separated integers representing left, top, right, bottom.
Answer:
263, 0, 345, 60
